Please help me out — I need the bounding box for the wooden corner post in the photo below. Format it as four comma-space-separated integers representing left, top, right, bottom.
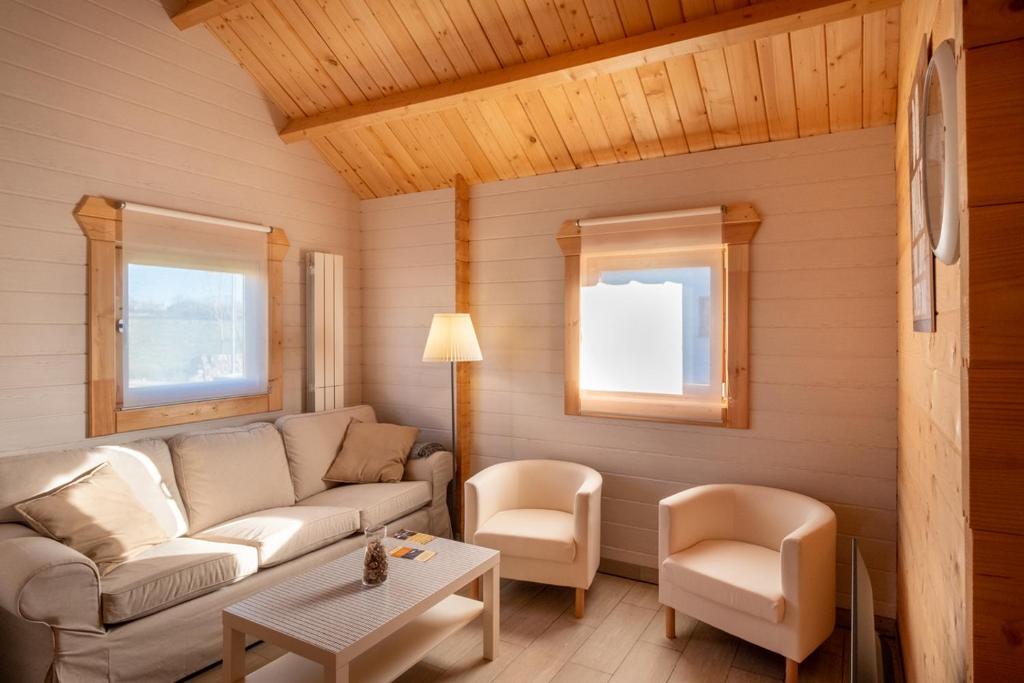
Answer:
454, 175, 472, 534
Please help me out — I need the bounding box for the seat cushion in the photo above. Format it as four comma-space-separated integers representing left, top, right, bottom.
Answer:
101, 537, 258, 624
195, 506, 359, 567
474, 509, 576, 564
297, 482, 430, 530
662, 539, 785, 623
276, 405, 378, 501
170, 423, 296, 535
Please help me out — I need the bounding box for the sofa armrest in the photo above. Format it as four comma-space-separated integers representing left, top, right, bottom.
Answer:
403, 450, 453, 496
658, 485, 735, 563
0, 536, 103, 634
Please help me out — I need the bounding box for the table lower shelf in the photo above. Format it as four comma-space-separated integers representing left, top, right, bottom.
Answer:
244, 594, 485, 682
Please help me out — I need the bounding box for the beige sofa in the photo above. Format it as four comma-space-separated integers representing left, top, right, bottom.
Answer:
0, 405, 452, 683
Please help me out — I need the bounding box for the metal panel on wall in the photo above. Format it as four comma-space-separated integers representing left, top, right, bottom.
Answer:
306, 252, 344, 411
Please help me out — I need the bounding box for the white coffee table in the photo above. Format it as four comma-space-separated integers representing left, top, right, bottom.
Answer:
222, 535, 500, 682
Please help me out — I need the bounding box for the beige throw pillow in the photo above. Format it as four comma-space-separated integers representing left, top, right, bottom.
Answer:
276, 409, 355, 500
323, 422, 419, 484
14, 462, 168, 575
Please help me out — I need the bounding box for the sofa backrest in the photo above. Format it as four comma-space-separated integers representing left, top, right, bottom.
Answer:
275, 405, 377, 501
0, 439, 188, 538
169, 422, 295, 535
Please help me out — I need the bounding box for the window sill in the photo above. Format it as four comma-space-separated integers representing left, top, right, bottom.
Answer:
114, 393, 273, 433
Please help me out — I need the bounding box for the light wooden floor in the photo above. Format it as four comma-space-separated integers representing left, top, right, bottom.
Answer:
187, 573, 849, 683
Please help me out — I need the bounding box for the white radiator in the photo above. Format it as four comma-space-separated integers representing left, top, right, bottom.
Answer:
306, 252, 344, 411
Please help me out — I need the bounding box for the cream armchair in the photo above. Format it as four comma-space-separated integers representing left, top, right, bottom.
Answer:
464, 460, 601, 617
659, 484, 836, 683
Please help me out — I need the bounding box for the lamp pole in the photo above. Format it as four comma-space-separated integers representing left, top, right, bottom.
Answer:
449, 359, 458, 538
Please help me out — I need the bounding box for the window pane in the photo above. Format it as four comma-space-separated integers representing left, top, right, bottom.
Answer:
581, 280, 683, 395
125, 264, 262, 404
580, 266, 713, 395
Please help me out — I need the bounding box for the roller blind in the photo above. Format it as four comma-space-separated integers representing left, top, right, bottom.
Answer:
121, 208, 268, 409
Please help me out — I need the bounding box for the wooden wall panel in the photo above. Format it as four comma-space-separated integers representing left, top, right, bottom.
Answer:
964, 2, 1024, 677
360, 127, 899, 616
0, 0, 361, 454
360, 188, 455, 446
894, 0, 967, 680
965, 40, 1024, 208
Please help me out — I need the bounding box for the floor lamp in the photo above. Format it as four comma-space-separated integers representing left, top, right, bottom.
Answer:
422, 313, 483, 539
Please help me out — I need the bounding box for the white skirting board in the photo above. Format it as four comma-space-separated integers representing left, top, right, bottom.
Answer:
306, 252, 345, 412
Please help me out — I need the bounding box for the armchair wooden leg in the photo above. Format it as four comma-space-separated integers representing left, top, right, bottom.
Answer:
574, 588, 585, 618
785, 658, 798, 683
665, 607, 676, 639
469, 577, 481, 600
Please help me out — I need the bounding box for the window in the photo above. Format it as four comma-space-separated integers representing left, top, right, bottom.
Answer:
121, 211, 268, 408
74, 196, 288, 437
579, 247, 724, 422
557, 204, 759, 427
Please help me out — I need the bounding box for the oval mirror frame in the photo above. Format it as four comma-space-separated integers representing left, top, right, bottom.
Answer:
921, 39, 960, 265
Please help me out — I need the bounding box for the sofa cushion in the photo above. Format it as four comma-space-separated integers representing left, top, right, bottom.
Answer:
662, 539, 785, 623
275, 405, 378, 501
15, 462, 169, 576
170, 423, 295, 534
0, 438, 188, 538
101, 537, 258, 624
324, 422, 419, 484
298, 482, 430, 530
195, 506, 360, 567
474, 509, 576, 564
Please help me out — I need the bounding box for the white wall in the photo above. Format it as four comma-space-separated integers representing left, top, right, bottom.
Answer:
0, 0, 361, 453
361, 127, 899, 616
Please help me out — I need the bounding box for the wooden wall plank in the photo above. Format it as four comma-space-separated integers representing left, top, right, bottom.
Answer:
965, 40, 1024, 208
862, 8, 899, 127
963, 0, 1024, 48
693, 50, 743, 147
825, 16, 865, 132
755, 34, 800, 140
724, 41, 771, 143
637, 62, 690, 155
790, 25, 832, 136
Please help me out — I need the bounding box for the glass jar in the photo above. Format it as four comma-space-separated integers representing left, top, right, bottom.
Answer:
362, 524, 388, 586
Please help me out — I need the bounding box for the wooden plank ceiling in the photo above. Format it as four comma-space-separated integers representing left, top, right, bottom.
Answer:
178, 0, 900, 198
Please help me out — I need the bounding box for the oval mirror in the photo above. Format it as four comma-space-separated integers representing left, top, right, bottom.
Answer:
921, 39, 959, 264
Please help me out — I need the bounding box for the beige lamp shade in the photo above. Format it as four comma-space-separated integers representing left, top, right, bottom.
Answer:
422, 313, 483, 362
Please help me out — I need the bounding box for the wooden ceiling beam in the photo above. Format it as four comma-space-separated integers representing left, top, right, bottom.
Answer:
278, 0, 899, 143
172, 0, 249, 30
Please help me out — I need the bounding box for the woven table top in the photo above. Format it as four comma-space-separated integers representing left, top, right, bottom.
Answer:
225, 535, 498, 655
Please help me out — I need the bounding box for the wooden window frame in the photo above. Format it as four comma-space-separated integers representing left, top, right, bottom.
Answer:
74, 196, 289, 437
556, 203, 760, 429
